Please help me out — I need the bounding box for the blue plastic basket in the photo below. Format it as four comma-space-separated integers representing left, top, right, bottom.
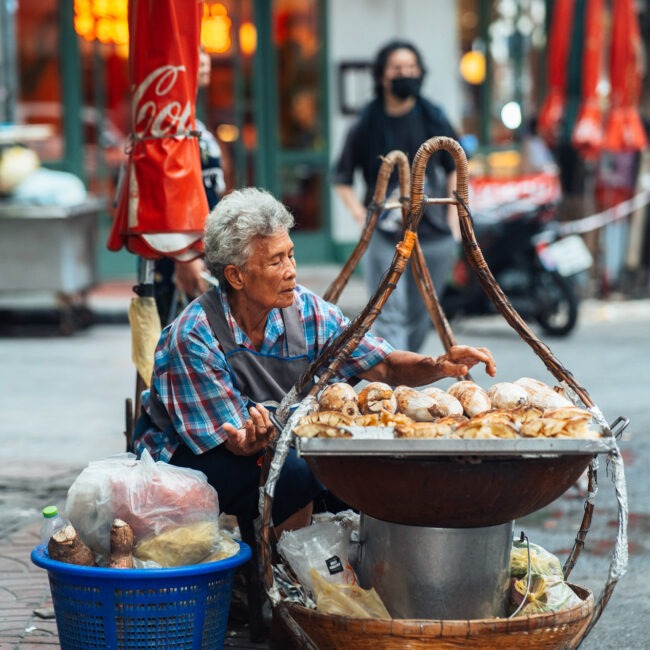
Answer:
31, 541, 251, 650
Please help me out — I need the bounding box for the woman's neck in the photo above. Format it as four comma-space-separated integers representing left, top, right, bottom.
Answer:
227, 290, 269, 350
383, 94, 416, 117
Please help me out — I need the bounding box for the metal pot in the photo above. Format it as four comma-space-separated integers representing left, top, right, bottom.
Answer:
357, 514, 514, 620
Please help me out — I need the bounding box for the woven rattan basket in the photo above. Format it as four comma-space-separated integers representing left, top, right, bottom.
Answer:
259, 137, 628, 650
282, 584, 593, 650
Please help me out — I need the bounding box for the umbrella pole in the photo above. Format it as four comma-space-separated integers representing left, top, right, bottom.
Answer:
132, 258, 156, 425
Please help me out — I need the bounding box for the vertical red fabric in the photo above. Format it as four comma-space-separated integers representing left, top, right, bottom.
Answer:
538, 0, 575, 146
571, 0, 604, 160
603, 0, 647, 152
108, 0, 208, 260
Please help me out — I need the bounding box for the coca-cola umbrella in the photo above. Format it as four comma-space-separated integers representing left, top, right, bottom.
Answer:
108, 0, 207, 390
571, 0, 605, 160
603, 0, 648, 152
538, 0, 576, 146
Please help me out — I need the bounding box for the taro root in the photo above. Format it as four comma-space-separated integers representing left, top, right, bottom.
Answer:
447, 381, 492, 417
48, 524, 96, 566
318, 383, 359, 417
514, 377, 573, 410
393, 385, 440, 422
487, 382, 529, 410
419, 386, 464, 417
109, 519, 135, 569
357, 382, 396, 414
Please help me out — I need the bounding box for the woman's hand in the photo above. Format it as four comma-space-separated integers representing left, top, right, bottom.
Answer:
435, 345, 497, 379
174, 257, 209, 298
222, 404, 277, 456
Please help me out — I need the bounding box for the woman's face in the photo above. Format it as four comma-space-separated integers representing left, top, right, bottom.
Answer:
234, 231, 297, 311
382, 48, 421, 94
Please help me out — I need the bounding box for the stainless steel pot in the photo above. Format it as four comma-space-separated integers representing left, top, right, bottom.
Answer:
357, 514, 514, 619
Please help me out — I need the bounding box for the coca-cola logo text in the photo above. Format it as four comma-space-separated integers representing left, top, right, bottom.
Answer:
133, 65, 192, 138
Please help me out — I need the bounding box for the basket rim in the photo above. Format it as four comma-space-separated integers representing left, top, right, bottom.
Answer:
31, 539, 251, 578
284, 583, 594, 630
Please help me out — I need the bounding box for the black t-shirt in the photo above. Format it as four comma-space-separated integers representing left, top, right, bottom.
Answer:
333, 98, 458, 240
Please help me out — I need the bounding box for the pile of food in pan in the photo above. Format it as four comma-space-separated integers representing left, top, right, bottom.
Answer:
293, 377, 601, 440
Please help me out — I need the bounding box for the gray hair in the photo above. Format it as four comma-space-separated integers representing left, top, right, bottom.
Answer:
204, 187, 295, 284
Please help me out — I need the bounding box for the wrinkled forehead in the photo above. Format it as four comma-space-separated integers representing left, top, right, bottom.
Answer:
243, 231, 293, 263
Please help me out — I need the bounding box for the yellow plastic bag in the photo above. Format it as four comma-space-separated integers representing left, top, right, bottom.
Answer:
310, 569, 391, 619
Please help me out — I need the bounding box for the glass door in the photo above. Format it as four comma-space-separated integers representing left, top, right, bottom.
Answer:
253, 0, 331, 262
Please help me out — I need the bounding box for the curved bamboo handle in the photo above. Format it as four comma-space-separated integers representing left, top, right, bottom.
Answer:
419, 136, 594, 407
324, 150, 410, 303
405, 144, 461, 357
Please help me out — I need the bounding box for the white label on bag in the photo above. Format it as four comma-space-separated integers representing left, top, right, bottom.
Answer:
326, 555, 344, 575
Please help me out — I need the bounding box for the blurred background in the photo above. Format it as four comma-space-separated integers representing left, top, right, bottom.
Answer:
1, 0, 649, 296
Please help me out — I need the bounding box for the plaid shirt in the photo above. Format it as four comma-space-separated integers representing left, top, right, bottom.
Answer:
134, 284, 393, 462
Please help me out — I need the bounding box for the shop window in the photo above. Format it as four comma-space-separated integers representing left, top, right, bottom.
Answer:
274, 0, 323, 153
16, 0, 63, 163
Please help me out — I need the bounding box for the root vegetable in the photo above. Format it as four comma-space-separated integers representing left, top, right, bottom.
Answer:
318, 383, 360, 417
48, 525, 96, 566
447, 381, 492, 417
487, 382, 529, 410
109, 519, 135, 569
357, 382, 397, 414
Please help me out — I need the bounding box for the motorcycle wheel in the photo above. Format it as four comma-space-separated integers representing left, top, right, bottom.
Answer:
533, 271, 579, 337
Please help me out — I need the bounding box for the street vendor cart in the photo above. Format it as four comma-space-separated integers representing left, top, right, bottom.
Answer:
257, 137, 628, 649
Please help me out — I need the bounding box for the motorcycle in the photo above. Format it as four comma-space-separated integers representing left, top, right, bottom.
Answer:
441, 200, 593, 337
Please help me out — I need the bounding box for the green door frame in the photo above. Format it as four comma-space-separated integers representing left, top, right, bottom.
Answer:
58, 0, 85, 181
251, 0, 333, 264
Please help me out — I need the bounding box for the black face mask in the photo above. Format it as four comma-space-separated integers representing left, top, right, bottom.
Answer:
390, 76, 423, 100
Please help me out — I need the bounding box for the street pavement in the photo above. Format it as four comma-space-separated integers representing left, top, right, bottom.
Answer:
1, 269, 649, 649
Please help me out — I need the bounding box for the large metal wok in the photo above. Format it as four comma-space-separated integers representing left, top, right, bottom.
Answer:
296, 435, 616, 527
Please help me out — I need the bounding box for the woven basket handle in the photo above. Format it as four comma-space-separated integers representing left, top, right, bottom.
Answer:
421, 136, 594, 407
324, 150, 410, 304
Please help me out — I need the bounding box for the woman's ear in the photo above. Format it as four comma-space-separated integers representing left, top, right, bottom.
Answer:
223, 264, 244, 290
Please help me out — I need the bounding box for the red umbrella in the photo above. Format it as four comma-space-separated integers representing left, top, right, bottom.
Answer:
538, 0, 576, 146
108, 0, 208, 261
603, 0, 647, 152
571, 0, 605, 160
107, 0, 207, 392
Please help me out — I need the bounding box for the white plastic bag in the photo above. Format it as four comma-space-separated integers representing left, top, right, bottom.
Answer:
65, 451, 220, 559
276, 520, 357, 595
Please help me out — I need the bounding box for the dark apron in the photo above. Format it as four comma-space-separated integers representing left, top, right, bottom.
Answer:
148, 288, 310, 433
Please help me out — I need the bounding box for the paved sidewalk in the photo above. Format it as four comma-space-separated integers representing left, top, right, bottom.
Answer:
2, 275, 649, 649
0, 464, 268, 650
0, 521, 58, 649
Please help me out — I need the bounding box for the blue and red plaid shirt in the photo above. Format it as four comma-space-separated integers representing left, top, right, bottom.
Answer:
134, 284, 393, 462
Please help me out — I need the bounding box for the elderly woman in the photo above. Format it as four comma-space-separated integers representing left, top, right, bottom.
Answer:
133, 187, 496, 535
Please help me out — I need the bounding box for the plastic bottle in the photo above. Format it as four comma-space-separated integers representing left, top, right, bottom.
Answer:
40, 505, 68, 547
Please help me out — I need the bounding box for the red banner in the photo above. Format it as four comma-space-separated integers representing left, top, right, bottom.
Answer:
538, 0, 575, 146
469, 173, 562, 213
603, 0, 647, 152
108, 0, 208, 260
571, 0, 604, 160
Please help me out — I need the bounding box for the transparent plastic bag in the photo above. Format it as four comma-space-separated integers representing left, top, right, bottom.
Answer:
510, 539, 564, 580
65, 450, 220, 560
511, 574, 583, 615
276, 520, 357, 595
310, 569, 391, 619
509, 539, 583, 615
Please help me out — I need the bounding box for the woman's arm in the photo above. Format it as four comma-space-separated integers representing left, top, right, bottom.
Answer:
360, 345, 496, 386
